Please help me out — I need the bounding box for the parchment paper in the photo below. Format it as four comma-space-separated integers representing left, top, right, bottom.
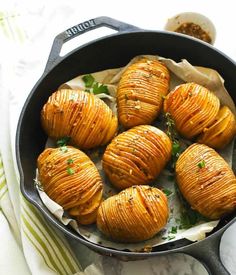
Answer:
35, 55, 235, 251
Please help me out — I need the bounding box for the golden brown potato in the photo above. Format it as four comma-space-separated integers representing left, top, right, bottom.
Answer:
102, 125, 172, 190
197, 106, 236, 149
41, 89, 118, 149
176, 143, 236, 220
117, 58, 170, 128
97, 185, 169, 242
37, 146, 103, 225
164, 83, 220, 139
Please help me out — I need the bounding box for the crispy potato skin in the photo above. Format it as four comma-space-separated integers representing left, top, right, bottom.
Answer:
37, 146, 103, 225
197, 106, 236, 149
117, 58, 170, 128
102, 125, 172, 190
164, 83, 220, 139
41, 89, 118, 149
97, 185, 168, 242
176, 143, 236, 220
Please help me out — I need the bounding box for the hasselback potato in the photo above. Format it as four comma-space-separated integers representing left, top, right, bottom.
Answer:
102, 125, 172, 190
117, 58, 170, 128
97, 185, 169, 242
164, 82, 220, 139
37, 146, 103, 225
197, 106, 236, 149
41, 89, 118, 149
176, 143, 236, 219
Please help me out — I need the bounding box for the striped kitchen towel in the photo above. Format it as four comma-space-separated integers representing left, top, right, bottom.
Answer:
0, 6, 90, 275
0, 152, 83, 275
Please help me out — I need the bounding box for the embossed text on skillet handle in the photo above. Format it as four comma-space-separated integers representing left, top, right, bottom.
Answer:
44, 16, 140, 73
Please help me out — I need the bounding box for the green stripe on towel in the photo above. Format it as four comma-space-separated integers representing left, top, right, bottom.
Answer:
0, 187, 8, 200
23, 204, 69, 274
0, 156, 7, 197
22, 213, 65, 275
26, 201, 80, 273
21, 198, 82, 274
0, 178, 6, 191
0, 11, 26, 43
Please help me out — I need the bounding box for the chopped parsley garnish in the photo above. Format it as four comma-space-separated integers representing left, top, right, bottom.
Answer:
92, 82, 109, 95
82, 74, 109, 95
82, 74, 95, 88
174, 184, 208, 229
59, 146, 68, 153
162, 188, 173, 197
69, 93, 77, 101
162, 235, 176, 241
178, 210, 203, 229
67, 159, 74, 164
170, 226, 177, 234
67, 167, 75, 175
197, 160, 206, 169
172, 141, 181, 158
164, 112, 182, 170
165, 112, 176, 140
57, 137, 70, 147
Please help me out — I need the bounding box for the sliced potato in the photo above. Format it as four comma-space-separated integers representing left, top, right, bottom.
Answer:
197, 106, 236, 149
164, 82, 220, 139
117, 58, 170, 128
102, 125, 172, 190
97, 185, 169, 242
37, 146, 103, 225
41, 89, 118, 149
176, 143, 236, 219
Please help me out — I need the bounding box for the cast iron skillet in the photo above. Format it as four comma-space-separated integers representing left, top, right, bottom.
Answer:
16, 16, 236, 275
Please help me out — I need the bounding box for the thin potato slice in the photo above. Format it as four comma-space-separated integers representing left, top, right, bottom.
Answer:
176, 143, 236, 220
37, 146, 103, 225
41, 89, 118, 149
117, 58, 170, 128
198, 106, 236, 149
164, 83, 220, 139
103, 125, 172, 190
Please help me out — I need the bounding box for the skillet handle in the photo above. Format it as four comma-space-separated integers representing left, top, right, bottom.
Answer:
44, 16, 141, 73
183, 230, 229, 275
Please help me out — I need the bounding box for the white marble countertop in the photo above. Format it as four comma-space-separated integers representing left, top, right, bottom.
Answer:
1, 0, 236, 274
68, 222, 236, 274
